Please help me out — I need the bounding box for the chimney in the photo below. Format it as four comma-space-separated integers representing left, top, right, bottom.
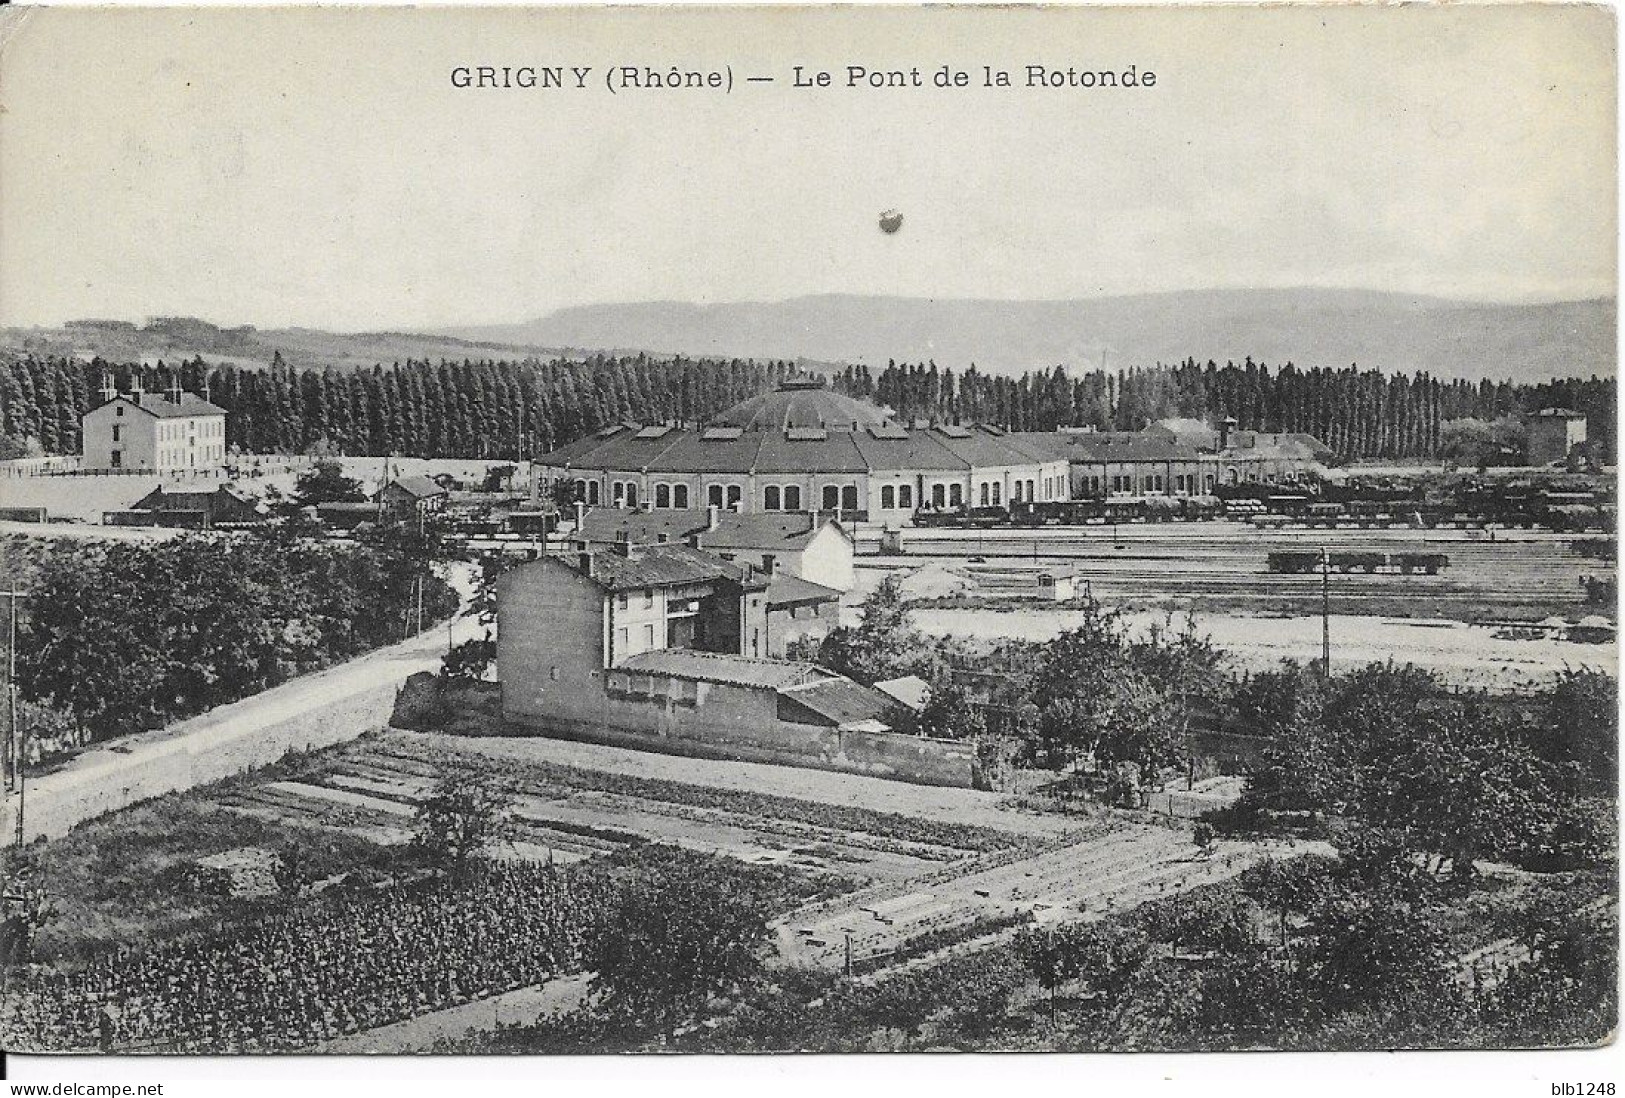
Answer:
577, 550, 594, 576
573, 500, 586, 531
167, 372, 183, 405
1219, 416, 1237, 451
98, 371, 116, 404
764, 553, 780, 577
706, 503, 720, 532
614, 529, 634, 557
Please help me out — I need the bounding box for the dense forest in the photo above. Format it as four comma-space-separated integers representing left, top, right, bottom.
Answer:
0, 352, 1613, 463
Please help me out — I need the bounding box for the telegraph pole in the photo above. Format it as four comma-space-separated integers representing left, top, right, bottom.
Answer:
1319, 546, 1331, 679
5, 589, 28, 848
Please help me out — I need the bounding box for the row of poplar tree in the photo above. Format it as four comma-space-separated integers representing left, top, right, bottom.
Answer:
0, 351, 1613, 462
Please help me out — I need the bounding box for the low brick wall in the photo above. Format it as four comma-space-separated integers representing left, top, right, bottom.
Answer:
501, 693, 979, 789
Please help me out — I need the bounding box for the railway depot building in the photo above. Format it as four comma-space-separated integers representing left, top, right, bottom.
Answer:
532, 378, 1331, 522
533, 378, 1072, 525
495, 541, 977, 786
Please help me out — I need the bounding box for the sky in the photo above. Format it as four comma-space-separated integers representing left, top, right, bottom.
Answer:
0, 4, 1615, 330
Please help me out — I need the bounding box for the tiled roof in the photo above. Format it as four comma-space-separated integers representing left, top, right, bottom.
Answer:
574, 508, 845, 552
386, 475, 447, 499
711, 382, 893, 431
569, 543, 767, 593
779, 677, 899, 728
101, 393, 227, 419
619, 648, 827, 690
874, 675, 931, 712
764, 573, 842, 608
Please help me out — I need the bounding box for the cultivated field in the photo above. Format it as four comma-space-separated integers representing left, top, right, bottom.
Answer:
166, 729, 1284, 977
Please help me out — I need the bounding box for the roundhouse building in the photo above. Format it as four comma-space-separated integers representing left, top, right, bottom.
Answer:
532, 378, 1071, 524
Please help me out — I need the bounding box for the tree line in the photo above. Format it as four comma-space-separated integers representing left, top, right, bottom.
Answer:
0, 351, 1612, 463
835, 358, 1615, 460
0, 353, 797, 461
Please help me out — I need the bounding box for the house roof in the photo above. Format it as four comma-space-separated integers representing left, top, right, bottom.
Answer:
873, 674, 931, 712
779, 677, 899, 729
764, 573, 843, 609
384, 475, 447, 499
96, 392, 227, 419
571, 543, 767, 593
575, 508, 848, 553
618, 648, 828, 690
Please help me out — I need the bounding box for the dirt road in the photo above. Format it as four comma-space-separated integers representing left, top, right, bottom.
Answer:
2, 608, 484, 843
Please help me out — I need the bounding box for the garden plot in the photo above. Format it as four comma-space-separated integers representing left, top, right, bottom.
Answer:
775, 825, 1285, 971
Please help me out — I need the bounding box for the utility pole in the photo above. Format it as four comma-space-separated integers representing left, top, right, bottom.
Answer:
1319, 546, 1331, 679
5, 589, 27, 848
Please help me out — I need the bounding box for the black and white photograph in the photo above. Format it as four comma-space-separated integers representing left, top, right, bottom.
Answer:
0, 1, 1617, 1089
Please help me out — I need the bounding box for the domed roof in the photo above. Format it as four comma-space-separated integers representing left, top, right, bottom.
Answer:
711, 378, 893, 432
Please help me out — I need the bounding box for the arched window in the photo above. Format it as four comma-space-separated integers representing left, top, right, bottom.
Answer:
612, 481, 626, 507
1011, 481, 1023, 503
979, 483, 990, 507
931, 484, 946, 508
764, 486, 781, 510
1027, 479, 1035, 501
991, 483, 1001, 506
655, 483, 671, 508
784, 485, 802, 511
673, 484, 690, 508
899, 484, 914, 509
841, 485, 857, 511
708, 484, 725, 508
588, 481, 600, 504
726, 485, 742, 509
822, 485, 840, 510
624, 482, 638, 508
880, 485, 896, 509
573, 478, 587, 501
949, 484, 964, 508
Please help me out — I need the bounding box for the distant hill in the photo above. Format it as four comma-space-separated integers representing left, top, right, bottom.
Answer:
448, 289, 1616, 383
0, 318, 570, 373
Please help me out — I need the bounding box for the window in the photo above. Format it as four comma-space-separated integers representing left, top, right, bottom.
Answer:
880, 485, 896, 509
726, 485, 742, 509
1027, 479, 1035, 501
588, 481, 600, 504
949, 484, 964, 507
708, 484, 724, 508
612, 482, 626, 507
784, 486, 802, 511
655, 484, 671, 508
550, 666, 559, 681
642, 623, 655, 649
979, 483, 990, 507
822, 485, 840, 510
111, 425, 120, 442
616, 626, 629, 652
625, 483, 638, 507
617, 593, 629, 610
116, 405, 123, 417
841, 485, 857, 511
110, 451, 122, 469
931, 484, 945, 508
673, 485, 690, 508
642, 588, 654, 608
1011, 481, 1022, 503
991, 483, 1001, 506
573, 479, 587, 501
898, 484, 913, 509
764, 486, 781, 510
